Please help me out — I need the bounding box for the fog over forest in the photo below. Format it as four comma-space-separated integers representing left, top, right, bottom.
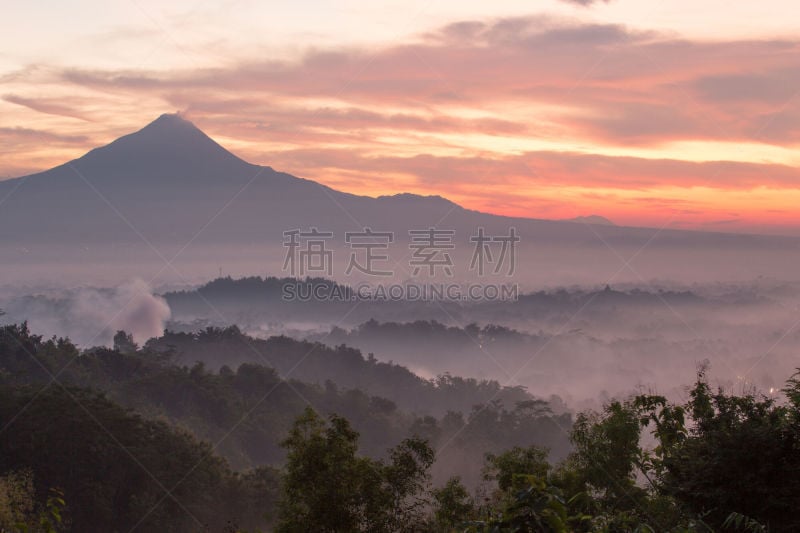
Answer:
2, 46, 800, 528
3, 275, 798, 411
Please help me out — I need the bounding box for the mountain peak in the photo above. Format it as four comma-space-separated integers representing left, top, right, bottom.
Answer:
126, 112, 212, 145
143, 112, 198, 132
72, 113, 254, 181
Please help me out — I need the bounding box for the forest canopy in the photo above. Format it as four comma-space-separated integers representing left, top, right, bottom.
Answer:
1, 322, 798, 532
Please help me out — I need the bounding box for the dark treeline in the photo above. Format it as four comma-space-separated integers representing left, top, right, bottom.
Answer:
5, 356, 799, 531
164, 276, 357, 323
312, 319, 542, 380
162, 276, 716, 331
319, 319, 534, 357
0, 324, 570, 469
0, 385, 279, 532
2, 321, 797, 532
155, 276, 797, 409
0, 323, 569, 531
274, 367, 800, 532
164, 276, 708, 311
145, 325, 534, 417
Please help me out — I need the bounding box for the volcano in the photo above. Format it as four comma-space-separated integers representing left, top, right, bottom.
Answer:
0, 114, 796, 285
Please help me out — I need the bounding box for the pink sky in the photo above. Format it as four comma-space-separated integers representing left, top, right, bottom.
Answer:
2, 1, 800, 234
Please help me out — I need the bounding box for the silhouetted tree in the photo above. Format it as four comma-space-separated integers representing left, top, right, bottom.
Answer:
112, 330, 137, 354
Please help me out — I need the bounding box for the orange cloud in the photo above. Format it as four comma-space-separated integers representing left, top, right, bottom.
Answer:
2, 15, 800, 233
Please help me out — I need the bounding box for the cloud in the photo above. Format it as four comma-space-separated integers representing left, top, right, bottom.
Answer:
3, 14, 800, 232
3, 279, 171, 346
71, 280, 171, 345
0, 127, 89, 145
693, 70, 800, 105
50, 16, 800, 149
264, 147, 800, 192
3, 94, 92, 121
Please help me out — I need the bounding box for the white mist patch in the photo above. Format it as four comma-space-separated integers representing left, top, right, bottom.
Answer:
1, 279, 171, 347
70, 279, 171, 345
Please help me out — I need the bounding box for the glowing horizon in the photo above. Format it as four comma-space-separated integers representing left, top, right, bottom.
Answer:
3, 0, 800, 235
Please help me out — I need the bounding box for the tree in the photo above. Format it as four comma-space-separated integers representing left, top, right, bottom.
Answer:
112, 330, 138, 354
431, 477, 475, 531
569, 400, 647, 509
0, 385, 272, 532
638, 369, 800, 532
277, 408, 433, 533
475, 446, 570, 532
484, 446, 550, 493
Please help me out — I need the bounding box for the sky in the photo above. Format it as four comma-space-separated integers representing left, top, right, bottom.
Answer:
2, 0, 800, 234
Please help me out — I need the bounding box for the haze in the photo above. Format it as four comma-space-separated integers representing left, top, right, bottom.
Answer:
2, 3, 800, 531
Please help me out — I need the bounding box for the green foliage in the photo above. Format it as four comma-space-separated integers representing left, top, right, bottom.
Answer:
563, 368, 800, 532
432, 477, 476, 531
470, 474, 570, 533
276, 408, 433, 533
0, 470, 34, 529
0, 471, 66, 533
0, 385, 276, 532
484, 446, 550, 493
569, 400, 646, 506
441, 367, 800, 532
0, 323, 411, 468
0, 322, 569, 476
626, 369, 800, 532
723, 512, 768, 532
5, 319, 800, 532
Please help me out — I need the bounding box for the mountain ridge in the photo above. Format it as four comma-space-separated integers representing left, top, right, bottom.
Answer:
0, 115, 477, 244
0, 114, 800, 288
566, 215, 615, 226
0, 115, 786, 238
